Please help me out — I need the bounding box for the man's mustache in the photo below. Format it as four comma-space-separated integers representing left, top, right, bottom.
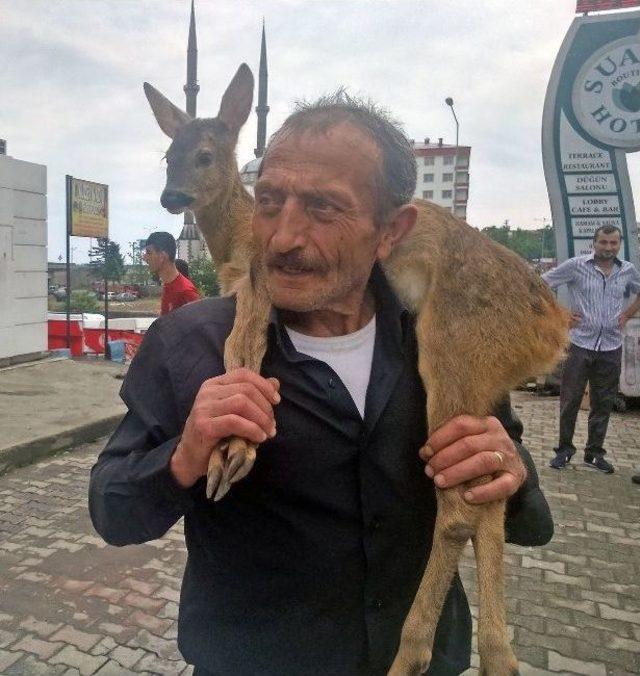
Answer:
265, 251, 327, 273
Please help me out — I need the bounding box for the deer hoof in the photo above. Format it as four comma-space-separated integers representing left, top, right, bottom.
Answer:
387, 648, 431, 675
208, 437, 258, 501
205, 443, 227, 500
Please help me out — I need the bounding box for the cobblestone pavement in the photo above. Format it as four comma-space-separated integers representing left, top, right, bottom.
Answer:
0, 390, 638, 675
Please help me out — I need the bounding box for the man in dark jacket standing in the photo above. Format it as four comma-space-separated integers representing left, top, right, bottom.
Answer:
90, 95, 553, 675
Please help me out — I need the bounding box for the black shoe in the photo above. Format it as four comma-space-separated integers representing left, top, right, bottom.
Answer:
583, 454, 614, 474
550, 450, 575, 469
632, 474, 640, 484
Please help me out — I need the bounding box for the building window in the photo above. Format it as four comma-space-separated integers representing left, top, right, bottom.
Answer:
424, 157, 434, 166
443, 155, 454, 165
442, 190, 452, 199
442, 173, 453, 182
423, 173, 434, 182
422, 190, 433, 199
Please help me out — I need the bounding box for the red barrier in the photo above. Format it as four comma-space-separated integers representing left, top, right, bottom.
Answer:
47, 317, 84, 356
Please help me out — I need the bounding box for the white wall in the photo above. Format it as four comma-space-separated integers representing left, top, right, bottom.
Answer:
0, 155, 47, 361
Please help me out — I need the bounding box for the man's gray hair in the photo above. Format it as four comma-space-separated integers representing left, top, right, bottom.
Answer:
263, 90, 417, 226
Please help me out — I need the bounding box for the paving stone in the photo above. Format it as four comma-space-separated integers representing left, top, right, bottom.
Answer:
521, 555, 565, 574
85, 585, 126, 604
0, 649, 22, 672
154, 585, 181, 603
11, 634, 64, 660
122, 592, 165, 612
90, 636, 118, 656
548, 650, 606, 676
517, 626, 575, 656
49, 626, 102, 652
109, 644, 146, 668
121, 578, 158, 596
4, 654, 68, 675
127, 611, 173, 636
135, 652, 182, 675
598, 603, 640, 624
49, 645, 108, 675
128, 629, 182, 661
94, 659, 136, 675
19, 615, 63, 637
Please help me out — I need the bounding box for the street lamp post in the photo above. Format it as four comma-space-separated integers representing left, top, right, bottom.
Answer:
445, 97, 459, 148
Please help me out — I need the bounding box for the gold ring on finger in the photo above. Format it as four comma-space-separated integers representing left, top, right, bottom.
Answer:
493, 450, 505, 464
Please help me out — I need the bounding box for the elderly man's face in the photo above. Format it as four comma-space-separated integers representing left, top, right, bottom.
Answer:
252, 123, 388, 314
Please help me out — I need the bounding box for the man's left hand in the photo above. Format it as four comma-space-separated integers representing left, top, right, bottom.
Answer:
420, 415, 527, 504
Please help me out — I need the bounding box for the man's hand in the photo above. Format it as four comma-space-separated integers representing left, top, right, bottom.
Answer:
569, 312, 582, 329
170, 369, 280, 488
420, 415, 527, 504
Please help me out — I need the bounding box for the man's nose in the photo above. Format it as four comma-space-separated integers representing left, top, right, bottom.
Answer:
270, 198, 309, 252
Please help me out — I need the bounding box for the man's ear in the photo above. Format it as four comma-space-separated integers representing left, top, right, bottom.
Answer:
376, 203, 418, 261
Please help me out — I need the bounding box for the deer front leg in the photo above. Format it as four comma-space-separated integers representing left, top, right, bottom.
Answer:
206, 272, 271, 500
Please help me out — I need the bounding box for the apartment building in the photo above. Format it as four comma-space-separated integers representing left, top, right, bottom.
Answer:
412, 138, 470, 220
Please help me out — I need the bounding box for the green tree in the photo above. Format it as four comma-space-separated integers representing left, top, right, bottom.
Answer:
188, 256, 220, 297
480, 224, 556, 262
69, 290, 99, 313
89, 238, 126, 283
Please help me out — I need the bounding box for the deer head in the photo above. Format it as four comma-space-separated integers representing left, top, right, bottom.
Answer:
144, 64, 254, 215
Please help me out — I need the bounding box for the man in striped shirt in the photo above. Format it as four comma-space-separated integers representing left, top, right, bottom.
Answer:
542, 225, 640, 474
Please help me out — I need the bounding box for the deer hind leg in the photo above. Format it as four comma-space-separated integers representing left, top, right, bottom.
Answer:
388, 486, 482, 676
473, 503, 519, 676
206, 272, 271, 500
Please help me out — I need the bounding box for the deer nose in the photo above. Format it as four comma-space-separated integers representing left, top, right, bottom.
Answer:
161, 190, 194, 211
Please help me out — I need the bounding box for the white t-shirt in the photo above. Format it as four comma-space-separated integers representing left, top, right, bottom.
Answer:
285, 316, 376, 418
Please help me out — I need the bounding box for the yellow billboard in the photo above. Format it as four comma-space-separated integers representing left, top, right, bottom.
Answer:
69, 177, 109, 238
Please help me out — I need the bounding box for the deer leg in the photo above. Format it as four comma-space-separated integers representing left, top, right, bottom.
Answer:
388, 489, 481, 675
206, 272, 271, 500
473, 504, 519, 676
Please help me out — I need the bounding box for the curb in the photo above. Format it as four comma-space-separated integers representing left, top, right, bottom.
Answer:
0, 414, 123, 476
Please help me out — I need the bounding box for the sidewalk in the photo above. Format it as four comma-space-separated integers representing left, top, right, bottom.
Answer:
0, 357, 127, 476
0, 361, 638, 674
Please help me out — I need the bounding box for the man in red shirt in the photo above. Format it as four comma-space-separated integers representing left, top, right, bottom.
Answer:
143, 232, 201, 315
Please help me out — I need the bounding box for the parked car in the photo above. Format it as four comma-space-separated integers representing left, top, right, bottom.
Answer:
98, 291, 117, 301
115, 291, 138, 302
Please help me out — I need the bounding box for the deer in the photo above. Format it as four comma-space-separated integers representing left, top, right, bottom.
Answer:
144, 63, 568, 676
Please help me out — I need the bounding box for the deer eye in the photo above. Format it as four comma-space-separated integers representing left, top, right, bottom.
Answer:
196, 151, 213, 167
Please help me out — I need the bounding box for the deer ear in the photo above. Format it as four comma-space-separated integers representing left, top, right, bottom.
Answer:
143, 82, 192, 139
217, 64, 254, 137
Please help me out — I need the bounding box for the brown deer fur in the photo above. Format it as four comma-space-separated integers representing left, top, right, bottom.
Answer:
144, 64, 568, 676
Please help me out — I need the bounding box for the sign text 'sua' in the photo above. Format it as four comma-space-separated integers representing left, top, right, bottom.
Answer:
542, 11, 640, 265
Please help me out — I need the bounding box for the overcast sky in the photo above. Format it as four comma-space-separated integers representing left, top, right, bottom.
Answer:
2, 0, 639, 263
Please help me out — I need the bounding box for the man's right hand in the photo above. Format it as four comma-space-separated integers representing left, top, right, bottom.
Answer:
170, 369, 280, 488
569, 312, 582, 329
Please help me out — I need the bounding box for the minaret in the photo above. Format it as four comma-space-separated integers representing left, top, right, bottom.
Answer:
179, 0, 203, 261
184, 0, 199, 118
254, 21, 269, 158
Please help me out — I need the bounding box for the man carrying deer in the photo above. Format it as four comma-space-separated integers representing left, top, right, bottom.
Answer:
90, 77, 553, 675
